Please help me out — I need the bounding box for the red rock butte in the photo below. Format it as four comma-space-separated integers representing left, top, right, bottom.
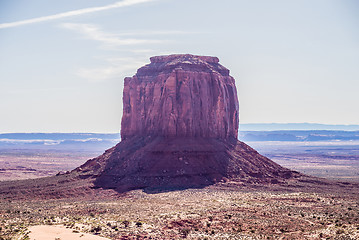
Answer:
121, 54, 239, 139
79, 54, 302, 192
0, 54, 311, 198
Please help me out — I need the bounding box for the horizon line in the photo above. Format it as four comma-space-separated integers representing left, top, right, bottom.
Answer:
1, 122, 359, 134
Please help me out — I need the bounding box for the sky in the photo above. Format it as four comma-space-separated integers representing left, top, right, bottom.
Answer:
0, 0, 358, 133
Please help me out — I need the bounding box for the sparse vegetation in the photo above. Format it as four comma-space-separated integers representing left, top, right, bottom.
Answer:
0, 188, 358, 239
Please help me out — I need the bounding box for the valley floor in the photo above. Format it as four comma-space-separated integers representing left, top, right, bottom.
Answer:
1, 186, 358, 240
0, 138, 358, 239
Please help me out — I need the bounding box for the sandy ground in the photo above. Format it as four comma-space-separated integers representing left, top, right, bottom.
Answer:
28, 225, 111, 240
1, 187, 358, 239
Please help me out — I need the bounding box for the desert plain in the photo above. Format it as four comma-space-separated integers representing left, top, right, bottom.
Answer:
1, 137, 358, 240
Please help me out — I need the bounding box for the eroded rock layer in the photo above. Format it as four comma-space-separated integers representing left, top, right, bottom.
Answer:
121, 54, 239, 139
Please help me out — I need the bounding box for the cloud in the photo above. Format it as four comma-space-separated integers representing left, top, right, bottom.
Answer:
116, 30, 195, 36
61, 23, 175, 81
61, 23, 161, 48
76, 57, 149, 82
0, 0, 156, 29
60, 21, 193, 82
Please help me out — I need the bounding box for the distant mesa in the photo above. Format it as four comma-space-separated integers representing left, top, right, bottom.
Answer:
0, 54, 322, 199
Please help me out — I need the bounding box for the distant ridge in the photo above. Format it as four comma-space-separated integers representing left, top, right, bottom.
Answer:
0, 133, 120, 151
240, 123, 359, 131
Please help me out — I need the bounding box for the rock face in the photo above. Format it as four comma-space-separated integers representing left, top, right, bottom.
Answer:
79, 54, 301, 192
121, 54, 239, 139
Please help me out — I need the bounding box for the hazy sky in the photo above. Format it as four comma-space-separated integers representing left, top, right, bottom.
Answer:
1, 0, 358, 133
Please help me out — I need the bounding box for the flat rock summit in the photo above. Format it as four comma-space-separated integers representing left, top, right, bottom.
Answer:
3, 54, 348, 199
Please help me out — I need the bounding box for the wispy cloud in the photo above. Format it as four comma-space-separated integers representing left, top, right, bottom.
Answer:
61, 23, 171, 81
116, 30, 195, 36
0, 0, 156, 29
61, 23, 161, 48
76, 57, 149, 82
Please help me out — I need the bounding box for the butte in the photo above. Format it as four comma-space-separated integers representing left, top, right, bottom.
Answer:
83, 54, 302, 192
2, 54, 341, 199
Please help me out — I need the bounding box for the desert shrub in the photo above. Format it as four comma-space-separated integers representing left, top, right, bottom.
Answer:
91, 226, 101, 232
179, 228, 190, 238
122, 220, 130, 228
135, 222, 142, 227
45, 220, 52, 225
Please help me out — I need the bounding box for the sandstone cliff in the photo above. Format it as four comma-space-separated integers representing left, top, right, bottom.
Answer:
83, 54, 301, 192
121, 54, 239, 139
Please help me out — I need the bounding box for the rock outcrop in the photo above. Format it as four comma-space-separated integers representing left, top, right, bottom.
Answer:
0, 54, 308, 199
79, 54, 301, 192
121, 54, 239, 139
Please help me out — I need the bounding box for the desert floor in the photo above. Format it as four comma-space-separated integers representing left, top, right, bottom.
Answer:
1, 185, 359, 240
0, 140, 358, 239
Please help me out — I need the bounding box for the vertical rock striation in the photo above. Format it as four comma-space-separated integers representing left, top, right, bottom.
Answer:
121, 54, 239, 139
